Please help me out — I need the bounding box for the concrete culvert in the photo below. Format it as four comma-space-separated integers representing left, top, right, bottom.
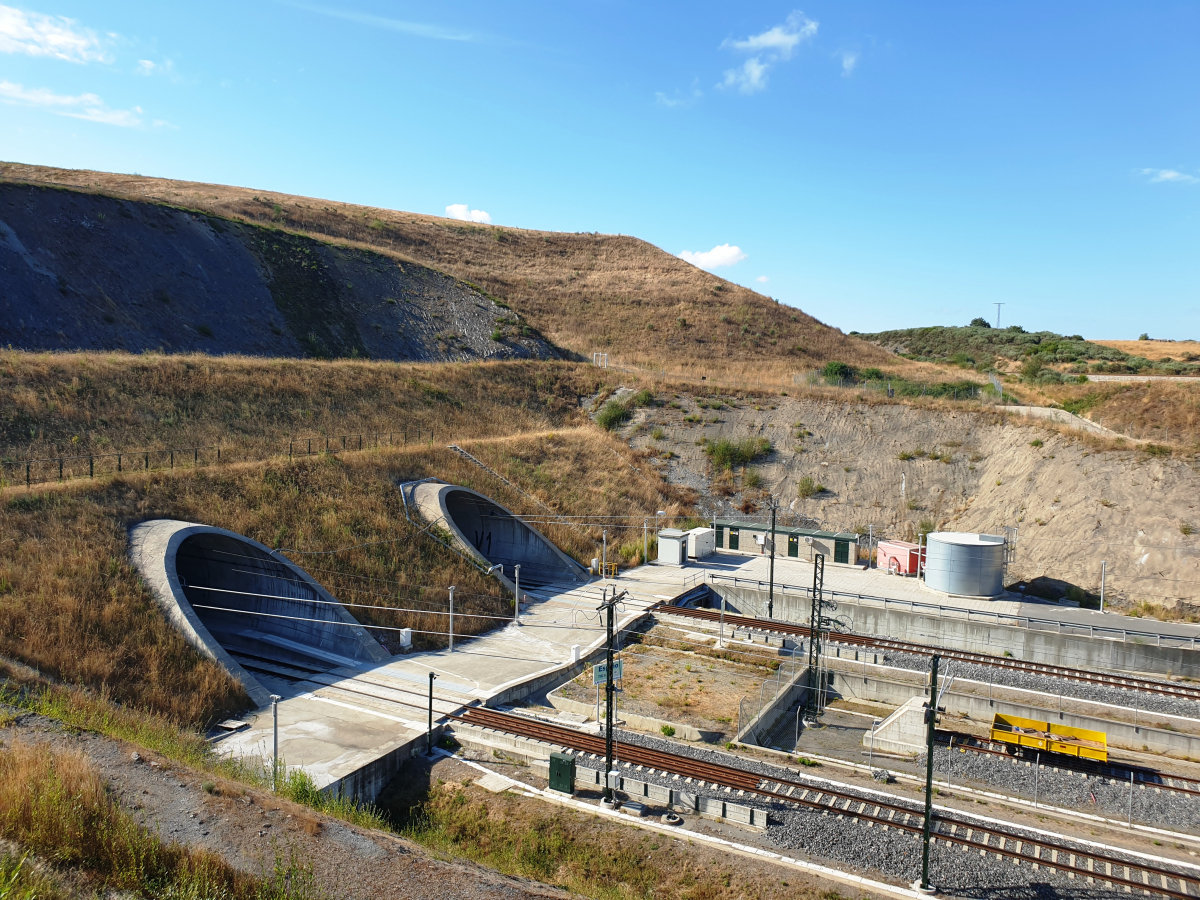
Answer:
412, 483, 589, 589
129, 520, 388, 708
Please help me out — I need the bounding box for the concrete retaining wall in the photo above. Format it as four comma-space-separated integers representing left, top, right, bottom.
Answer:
827, 667, 1200, 760
710, 584, 1200, 678
546, 687, 706, 741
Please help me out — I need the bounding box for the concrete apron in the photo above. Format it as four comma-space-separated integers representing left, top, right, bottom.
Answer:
822, 658, 1200, 760
711, 584, 1200, 679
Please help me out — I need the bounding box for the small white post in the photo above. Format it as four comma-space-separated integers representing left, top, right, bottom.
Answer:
448, 586, 455, 652
643, 520, 648, 565
514, 565, 521, 625
270, 694, 282, 792
1034, 752, 1040, 808
719, 590, 727, 648
1100, 560, 1107, 613
602, 530, 608, 579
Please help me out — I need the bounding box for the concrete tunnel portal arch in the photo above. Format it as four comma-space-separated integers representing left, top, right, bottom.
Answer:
412, 483, 589, 589
129, 520, 388, 709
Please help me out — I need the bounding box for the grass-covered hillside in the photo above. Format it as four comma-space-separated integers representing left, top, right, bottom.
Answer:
857, 323, 1200, 380
1, 163, 897, 376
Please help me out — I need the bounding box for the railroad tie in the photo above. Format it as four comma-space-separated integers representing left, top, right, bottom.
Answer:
1068, 853, 1076, 879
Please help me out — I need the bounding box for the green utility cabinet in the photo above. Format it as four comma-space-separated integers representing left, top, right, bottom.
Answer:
549, 752, 576, 794
787, 534, 799, 557
834, 540, 850, 564
728, 527, 740, 551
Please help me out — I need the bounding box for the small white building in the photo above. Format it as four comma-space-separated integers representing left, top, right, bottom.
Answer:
657, 528, 688, 566
687, 527, 716, 559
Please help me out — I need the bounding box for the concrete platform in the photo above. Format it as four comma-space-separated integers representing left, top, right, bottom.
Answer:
215, 578, 660, 800
214, 550, 1200, 802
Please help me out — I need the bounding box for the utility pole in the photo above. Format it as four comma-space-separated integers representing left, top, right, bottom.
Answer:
597, 587, 626, 807
427, 672, 438, 755
767, 500, 778, 618
805, 554, 825, 720
918, 653, 941, 894
994, 302, 1004, 329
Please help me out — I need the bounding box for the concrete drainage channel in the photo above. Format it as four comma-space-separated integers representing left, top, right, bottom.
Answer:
450, 712, 1200, 899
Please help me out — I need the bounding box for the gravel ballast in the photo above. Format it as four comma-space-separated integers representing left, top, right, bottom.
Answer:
566, 726, 1198, 898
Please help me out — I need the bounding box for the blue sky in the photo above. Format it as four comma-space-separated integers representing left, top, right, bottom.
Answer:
1, 2, 1197, 339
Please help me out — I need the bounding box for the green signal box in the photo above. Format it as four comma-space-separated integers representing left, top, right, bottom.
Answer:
549, 751, 576, 795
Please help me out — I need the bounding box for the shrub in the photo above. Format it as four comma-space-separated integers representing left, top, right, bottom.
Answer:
631, 389, 655, 407
897, 451, 914, 461
1139, 333, 1150, 340
704, 437, 772, 470
969, 317, 991, 328
595, 400, 631, 431
490, 329, 503, 342
1029, 439, 1043, 448
821, 361, 855, 382
660, 724, 676, 737
1020, 356, 1043, 380
860, 367, 885, 381
1145, 444, 1171, 458
1182, 523, 1195, 536
918, 518, 936, 537
743, 469, 763, 489
651, 426, 665, 441
797, 475, 823, 499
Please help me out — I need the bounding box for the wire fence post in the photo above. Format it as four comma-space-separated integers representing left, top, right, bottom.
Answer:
1034, 752, 1040, 808
89, 456, 93, 478
271, 694, 282, 792
117, 453, 122, 473
448, 586, 455, 652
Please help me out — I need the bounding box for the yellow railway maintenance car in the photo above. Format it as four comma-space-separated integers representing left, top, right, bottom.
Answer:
990, 713, 1108, 762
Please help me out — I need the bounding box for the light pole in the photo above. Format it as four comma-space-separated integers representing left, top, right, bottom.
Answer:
448, 586, 455, 652
917, 654, 941, 894
514, 564, 521, 625
767, 499, 779, 618
270, 694, 282, 792
427, 672, 438, 755
602, 529, 608, 579
655, 510, 665, 536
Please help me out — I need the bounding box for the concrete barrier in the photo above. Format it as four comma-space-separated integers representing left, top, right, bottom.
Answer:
711, 584, 1200, 678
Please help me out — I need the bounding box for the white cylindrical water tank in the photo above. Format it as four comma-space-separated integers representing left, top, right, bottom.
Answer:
923, 532, 1006, 597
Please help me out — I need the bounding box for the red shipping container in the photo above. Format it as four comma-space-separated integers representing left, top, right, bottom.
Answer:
877, 540, 923, 575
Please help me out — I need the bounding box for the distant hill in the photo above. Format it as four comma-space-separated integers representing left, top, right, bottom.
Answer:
0, 162, 894, 370
856, 324, 1200, 378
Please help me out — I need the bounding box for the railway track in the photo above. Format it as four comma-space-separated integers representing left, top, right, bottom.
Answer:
655, 603, 1200, 704
937, 730, 1200, 798
452, 707, 1199, 899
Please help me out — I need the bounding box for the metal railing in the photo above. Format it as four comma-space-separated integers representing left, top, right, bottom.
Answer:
2, 427, 434, 489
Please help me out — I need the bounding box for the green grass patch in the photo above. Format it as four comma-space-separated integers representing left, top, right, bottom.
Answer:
703, 437, 771, 470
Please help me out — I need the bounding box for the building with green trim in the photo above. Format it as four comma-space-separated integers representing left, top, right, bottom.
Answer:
713, 520, 861, 566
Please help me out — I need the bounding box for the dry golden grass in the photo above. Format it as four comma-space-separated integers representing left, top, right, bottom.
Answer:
1, 163, 900, 373
0, 351, 593, 462
1038, 379, 1200, 446
0, 740, 312, 899
0, 429, 687, 726
1093, 339, 1200, 362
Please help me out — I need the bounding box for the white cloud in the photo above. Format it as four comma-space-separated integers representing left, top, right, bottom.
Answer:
720, 11, 817, 95
0, 79, 141, 126
755, 275, 769, 283
655, 80, 703, 108
725, 11, 817, 58
840, 50, 859, 76
283, 1, 476, 42
446, 203, 491, 224
0, 4, 109, 63
135, 58, 175, 77
1140, 168, 1198, 185
679, 244, 747, 270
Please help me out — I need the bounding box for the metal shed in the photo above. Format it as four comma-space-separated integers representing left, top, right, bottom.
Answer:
657, 528, 688, 566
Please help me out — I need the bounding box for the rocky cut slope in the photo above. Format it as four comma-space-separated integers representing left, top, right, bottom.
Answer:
0, 181, 558, 362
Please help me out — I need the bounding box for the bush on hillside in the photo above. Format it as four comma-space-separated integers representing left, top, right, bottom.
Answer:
969, 317, 991, 328
596, 400, 631, 431
704, 437, 772, 470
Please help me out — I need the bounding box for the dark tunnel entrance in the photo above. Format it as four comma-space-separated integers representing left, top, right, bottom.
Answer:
443, 489, 586, 588
174, 533, 385, 682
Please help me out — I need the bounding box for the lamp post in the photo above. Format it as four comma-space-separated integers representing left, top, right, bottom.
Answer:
427, 672, 438, 755
655, 510, 665, 536
270, 694, 282, 792
767, 499, 778, 619
514, 564, 521, 625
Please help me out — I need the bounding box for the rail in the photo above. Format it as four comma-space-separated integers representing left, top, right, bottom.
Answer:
451, 707, 1199, 900
655, 604, 1200, 703
704, 572, 1199, 650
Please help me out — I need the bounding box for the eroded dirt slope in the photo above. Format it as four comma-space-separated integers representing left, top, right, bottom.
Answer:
629, 393, 1200, 610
